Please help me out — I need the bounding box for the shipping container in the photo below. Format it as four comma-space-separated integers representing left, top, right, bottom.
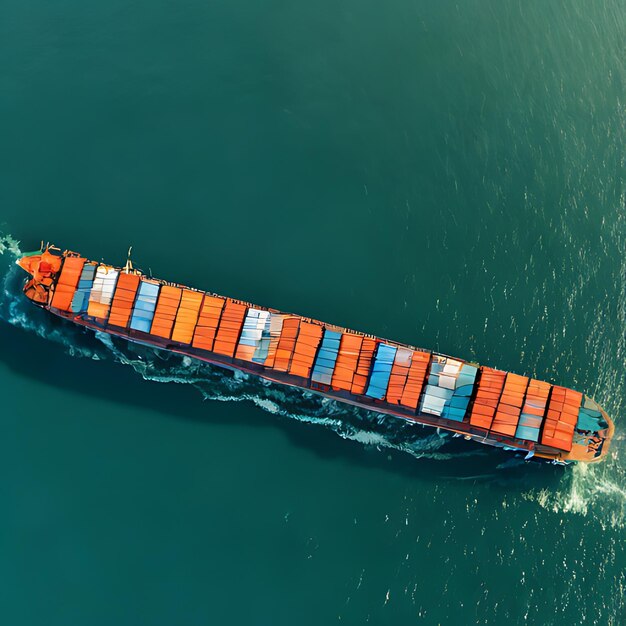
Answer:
192, 295, 226, 351
108, 273, 141, 329
171, 290, 204, 344
70, 262, 97, 314
288, 321, 324, 378
365, 343, 397, 400
129, 280, 160, 333
50, 256, 86, 311
331, 334, 363, 391
311, 329, 341, 385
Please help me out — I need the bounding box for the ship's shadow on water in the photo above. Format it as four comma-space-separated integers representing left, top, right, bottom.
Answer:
0, 313, 566, 490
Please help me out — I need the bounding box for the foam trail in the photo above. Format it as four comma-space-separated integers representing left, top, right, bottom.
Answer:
93, 331, 455, 460
523, 450, 626, 528
0, 233, 21, 257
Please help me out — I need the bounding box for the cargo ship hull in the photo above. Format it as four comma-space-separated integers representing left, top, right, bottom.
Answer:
17, 246, 614, 464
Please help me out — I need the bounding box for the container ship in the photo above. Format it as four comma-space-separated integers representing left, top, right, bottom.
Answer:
17, 244, 614, 464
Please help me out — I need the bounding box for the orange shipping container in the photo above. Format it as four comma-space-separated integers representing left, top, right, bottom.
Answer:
400, 350, 430, 410
289, 322, 324, 378
50, 257, 86, 312
108, 273, 141, 328
150, 286, 183, 339
350, 338, 377, 395
490, 373, 529, 437
272, 318, 301, 372
212, 300, 247, 357
331, 334, 364, 391
171, 290, 204, 344
541, 386, 581, 451
469, 367, 506, 430
192, 295, 226, 351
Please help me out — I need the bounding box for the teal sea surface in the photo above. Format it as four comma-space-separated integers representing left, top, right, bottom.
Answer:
1, 0, 625, 623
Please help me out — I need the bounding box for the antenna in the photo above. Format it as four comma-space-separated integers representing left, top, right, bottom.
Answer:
124, 246, 134, 273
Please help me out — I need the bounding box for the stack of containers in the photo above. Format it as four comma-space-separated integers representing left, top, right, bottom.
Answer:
350, 339, 377, 394
288, 322, 324, 378
515, 379, 550, 442
87, 265, 119, 320
50, 257, 86, 311
386, 348, 413, 404
70, 262, 97, 314
365, 344, 397, 400
331, 334, 364, 391
399, 351, 431, 409
212, 301, 247, 357
490, 373, 529, 436
541, 386, 582, 451
441, 363, 478, 422
250, 313, 273, 364
108, 273, 141, 328
261, 314, 285, 366
575, 396, 609, 432
272, 318, 301, 371
311, 329, 341, 385
170, 290, 204, 344
192, 296, 225, 351
420, 357, 458, 416
150, 286, 182, 339
236, 308, 270, 361
469, 367, 507, 429
129, 280, 160, 333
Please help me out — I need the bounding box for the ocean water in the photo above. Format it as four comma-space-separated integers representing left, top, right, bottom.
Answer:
1, 0, 625, 623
